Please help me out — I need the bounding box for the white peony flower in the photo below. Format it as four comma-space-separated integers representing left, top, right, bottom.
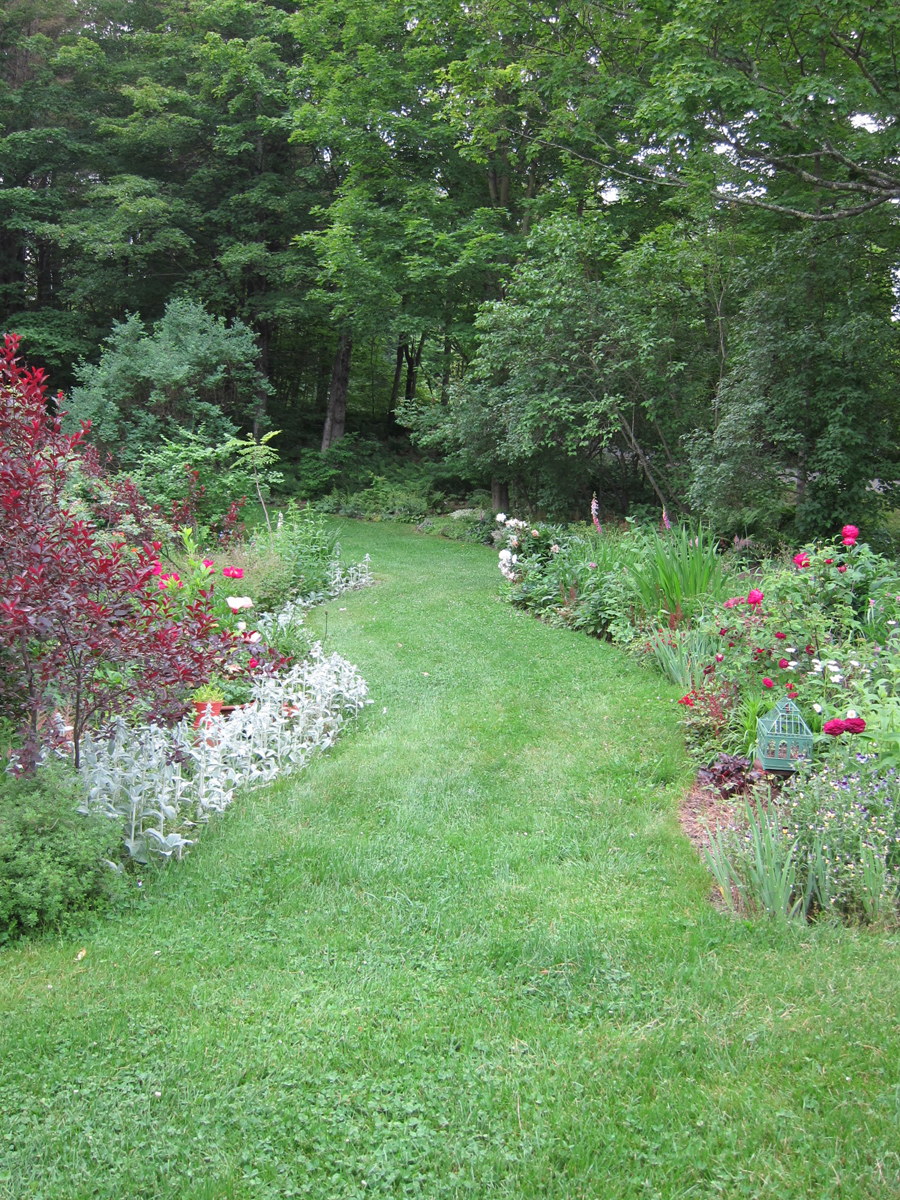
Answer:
496, 512, 506, 523
226, 596, 253, 610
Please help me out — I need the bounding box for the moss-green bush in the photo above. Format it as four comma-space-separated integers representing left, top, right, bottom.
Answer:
0, 765, 123, 943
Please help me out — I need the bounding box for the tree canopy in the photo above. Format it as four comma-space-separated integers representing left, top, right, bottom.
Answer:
2, 0, 899, 537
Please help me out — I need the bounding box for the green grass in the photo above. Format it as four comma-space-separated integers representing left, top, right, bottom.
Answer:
2, 521, 899, 1199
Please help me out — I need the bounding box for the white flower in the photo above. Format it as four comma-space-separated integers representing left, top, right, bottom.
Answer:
785, 647, 796, 654
531, 529, 539, 537
247, 632, 261, 643
236, 621, 247, 632
846, 709, 858, 719
510, 537, 519, 548
511, 554, 518, 564
813, 703, 823, 713
888, 620, 897, 627
788, 660, 798, 668
495, 512, 506, 523
551, 544, 560, 554
830, 674, 844, 682
226, 596, 253, 611
850, 660, 860, 667
499, 549, 512, 564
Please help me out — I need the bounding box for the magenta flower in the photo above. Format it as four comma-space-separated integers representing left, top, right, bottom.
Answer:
223, 566, 244, 580
762, 677, 774, 688
778, 658, 789, 669
747, 588, 763, 606
823, 718, 846, 736
793, 552, 810, 568
662, 507, 671, 531
202, 558, 214, 568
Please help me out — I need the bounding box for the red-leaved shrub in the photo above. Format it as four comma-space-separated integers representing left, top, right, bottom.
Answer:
0, 335, 233, 767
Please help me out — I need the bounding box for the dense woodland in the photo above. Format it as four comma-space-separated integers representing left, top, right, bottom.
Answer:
3, 0, 900, 537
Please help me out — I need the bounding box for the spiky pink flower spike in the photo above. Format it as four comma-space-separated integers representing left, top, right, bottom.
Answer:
662, 507, 671, 531
591, 494, 603, 535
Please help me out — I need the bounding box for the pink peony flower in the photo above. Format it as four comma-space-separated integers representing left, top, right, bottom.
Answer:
747, 588, 764, 606
202, 558, 214, 568
842, 537, 856, 547
715, 653, 724, 663
762, 677, 774, 688
793, 552, 810, 568
778, 658, 789, 669
247, 658, 259, 669
841, 524, 859, 541
843, 717, 866, 734
223, 566, 244, 579
838, 565, 847, 574
774, 632, 786, 639
823, 718, 846, 736
824, 559, 833, 565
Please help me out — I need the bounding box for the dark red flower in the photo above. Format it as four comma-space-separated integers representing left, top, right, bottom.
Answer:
823, 719, 846, 736
843, 717, 866, 734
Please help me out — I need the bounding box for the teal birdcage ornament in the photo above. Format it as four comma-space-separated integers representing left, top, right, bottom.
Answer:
756, 698, 813, 771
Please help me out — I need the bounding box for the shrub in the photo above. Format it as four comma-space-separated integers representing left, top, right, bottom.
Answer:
0, 335, 234, 766
0, 763, 122, 942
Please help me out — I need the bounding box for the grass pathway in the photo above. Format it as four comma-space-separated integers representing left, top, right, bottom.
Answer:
1, 522, 899, 1198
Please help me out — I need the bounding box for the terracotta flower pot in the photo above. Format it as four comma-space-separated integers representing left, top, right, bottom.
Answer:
192, 699, 224, 728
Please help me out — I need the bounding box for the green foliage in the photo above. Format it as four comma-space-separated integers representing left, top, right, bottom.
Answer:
705, 798, 807, 925
66, 299, 268, 463
268, 502, 341, 599
0, 764, 123, 943
125, 428, 257, 535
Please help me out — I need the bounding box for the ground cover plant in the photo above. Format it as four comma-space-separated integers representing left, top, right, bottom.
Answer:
1, 521, 899, 1198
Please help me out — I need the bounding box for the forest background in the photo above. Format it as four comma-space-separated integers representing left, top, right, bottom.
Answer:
3, 0, 900, 542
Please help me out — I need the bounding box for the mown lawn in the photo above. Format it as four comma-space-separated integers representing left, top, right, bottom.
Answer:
1, 521, 899, 1199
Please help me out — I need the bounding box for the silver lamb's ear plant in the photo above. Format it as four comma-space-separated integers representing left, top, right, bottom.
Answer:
78, 633, 371, 862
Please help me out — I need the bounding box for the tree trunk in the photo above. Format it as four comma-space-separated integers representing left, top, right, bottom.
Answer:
404, 333, 426, 401
388, 338, 406, 413
440, 335, 451, 405
321, 330, 352, 451
252, 321, 270, 441
491, 479, 509, 512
